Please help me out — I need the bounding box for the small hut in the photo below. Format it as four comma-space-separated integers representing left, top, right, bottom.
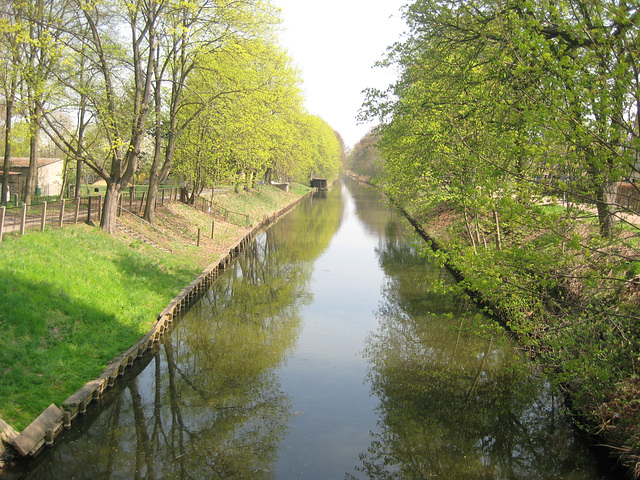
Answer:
310, 178, 327, 190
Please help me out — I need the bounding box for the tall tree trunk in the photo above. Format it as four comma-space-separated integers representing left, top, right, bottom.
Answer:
75, 159, 82, 198
59, 157, 69, 200
596, 178, 618, 238
24, 109, 41, 205
1, 93, 15, 206
101, 181, 121, 234
143, 42, 163, 224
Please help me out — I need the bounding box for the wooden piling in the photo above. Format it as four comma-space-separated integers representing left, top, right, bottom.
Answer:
0, 206, 4, 242
63, 411, 71, 429
41, 201, 47, 232
58, 199, 65, 227
20, 203, 27, 235
74, 197, 80, 225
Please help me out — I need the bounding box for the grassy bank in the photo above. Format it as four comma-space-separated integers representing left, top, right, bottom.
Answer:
0, 183, 310, 432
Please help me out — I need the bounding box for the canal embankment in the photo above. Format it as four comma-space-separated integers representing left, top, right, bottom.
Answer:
343, 170, 639, 476
0, 183, 312, 470
395, 199, 640, 477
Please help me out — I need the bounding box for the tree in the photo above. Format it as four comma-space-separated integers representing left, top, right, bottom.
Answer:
142, 0, 281, 223
0, 1, 22, 206
346, 130, 385, 182
174, 38, 308, 195
365, 0, 639, 238
41, 0, 158, 233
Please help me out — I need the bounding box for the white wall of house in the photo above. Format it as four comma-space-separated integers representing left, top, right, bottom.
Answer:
37, 160, 63, 196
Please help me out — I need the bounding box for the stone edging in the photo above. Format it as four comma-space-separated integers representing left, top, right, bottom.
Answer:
0, 191, 310, 464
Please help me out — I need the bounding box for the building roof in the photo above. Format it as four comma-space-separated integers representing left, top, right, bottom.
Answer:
7, 157, 62, 168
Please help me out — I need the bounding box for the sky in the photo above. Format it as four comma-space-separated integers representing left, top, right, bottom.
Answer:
271, 0, 408, 149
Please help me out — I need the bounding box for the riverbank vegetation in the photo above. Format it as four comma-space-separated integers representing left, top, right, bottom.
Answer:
0, 184, 309, 433
357, 0, 640, 473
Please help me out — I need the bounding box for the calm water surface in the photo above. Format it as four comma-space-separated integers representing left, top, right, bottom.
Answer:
14, 179, 617, 479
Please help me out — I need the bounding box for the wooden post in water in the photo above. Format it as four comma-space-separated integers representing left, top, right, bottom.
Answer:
59, 199, 65, 227
0, 206, 5, 242
41, 201, 47, 231
20, 204, 27, 235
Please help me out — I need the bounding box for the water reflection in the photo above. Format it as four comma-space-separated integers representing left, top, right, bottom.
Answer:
12, 179, 614, 479
19, 192, 342, 480
354, 200, 604, 479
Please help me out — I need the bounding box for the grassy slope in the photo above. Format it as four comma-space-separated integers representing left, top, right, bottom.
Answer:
407, 202, 640, 474
0, 184, 309, 431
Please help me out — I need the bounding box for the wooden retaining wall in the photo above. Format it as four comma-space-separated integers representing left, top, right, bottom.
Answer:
0, 191, 310, 461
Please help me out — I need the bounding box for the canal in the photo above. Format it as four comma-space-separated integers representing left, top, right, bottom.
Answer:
14, 178, 617, 479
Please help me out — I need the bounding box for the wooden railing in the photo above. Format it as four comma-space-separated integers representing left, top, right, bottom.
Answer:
0, 186, 178, 243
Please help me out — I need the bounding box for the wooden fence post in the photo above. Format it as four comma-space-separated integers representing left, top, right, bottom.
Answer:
211, 220, 215, 239
129, 186, 134, 211
0, 206, 4, 242
87, 196, 92, 224
161, 189, 165, 206
197, 228, 201, 246
139, 191, 146, 213
20, 203, 27, 235
118, 193, 123, 217
59, 199, 65, 227
74, 197, 81, 225
97, 195, 102, 223
41, 201, 47, 232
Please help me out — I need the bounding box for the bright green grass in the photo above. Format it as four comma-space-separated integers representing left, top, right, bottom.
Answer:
214, 184, 310, 224
0, 226, 201, 430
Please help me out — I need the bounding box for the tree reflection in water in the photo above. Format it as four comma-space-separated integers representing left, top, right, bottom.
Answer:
16, 181, 609, 479
22, 195, 341, 480
352, 209, 603, 479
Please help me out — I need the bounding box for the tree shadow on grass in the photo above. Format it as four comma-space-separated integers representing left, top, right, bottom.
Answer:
111, 247, 198, 299
0, 270, 144, 431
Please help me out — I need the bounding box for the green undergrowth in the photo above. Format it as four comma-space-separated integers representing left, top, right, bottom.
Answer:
408, 199, 640, 471
0, 184, 310, 431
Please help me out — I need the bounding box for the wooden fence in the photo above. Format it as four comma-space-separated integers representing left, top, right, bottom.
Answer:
0, 186, 179, 243
194, 196, 251, 226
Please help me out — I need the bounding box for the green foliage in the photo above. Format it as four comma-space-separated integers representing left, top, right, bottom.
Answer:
173, 39, 342, 194
345, 130, 385, 182
361, 0, 640, 458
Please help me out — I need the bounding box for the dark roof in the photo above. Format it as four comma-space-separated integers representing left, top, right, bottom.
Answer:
8, 157, 62, 168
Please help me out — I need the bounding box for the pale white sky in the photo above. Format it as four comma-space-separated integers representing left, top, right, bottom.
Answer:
271, 1, 407, 148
